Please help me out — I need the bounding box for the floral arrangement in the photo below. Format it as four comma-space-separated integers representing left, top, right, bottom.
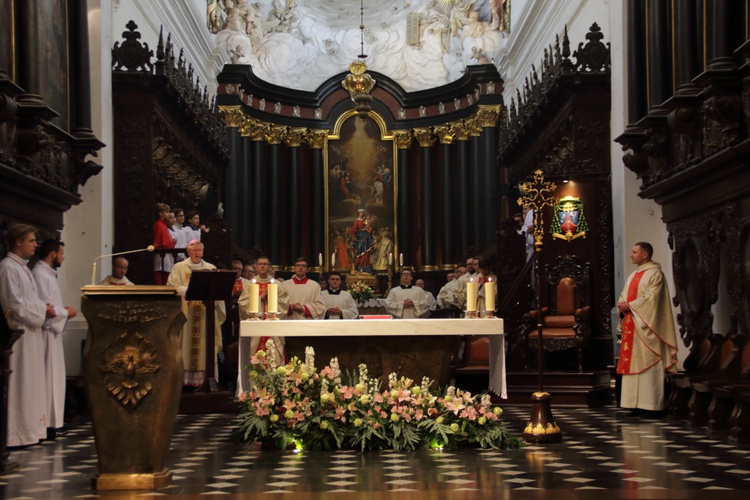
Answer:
235, 342, 523, 452
349, 280, 374, 303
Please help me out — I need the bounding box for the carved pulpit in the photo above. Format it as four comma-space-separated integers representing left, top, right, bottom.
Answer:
81, 286, 186, 490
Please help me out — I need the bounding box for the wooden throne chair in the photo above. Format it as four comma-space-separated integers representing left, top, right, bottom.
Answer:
523, 255, 591, 372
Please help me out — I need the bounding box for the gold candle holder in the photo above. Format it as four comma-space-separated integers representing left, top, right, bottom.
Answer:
465, 310, 478, 319
248, 312, 260, 321
266, 311, 280, 321
484, 311, 495, 319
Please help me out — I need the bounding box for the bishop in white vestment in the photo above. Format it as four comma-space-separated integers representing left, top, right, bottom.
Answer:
167, 241, 226, 388
385, 269, 431, 318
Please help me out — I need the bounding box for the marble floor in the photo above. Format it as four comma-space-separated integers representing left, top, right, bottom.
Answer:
2, 405, 750, 498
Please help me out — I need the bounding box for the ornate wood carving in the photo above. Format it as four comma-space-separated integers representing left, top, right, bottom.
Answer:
496, 24, 613, 368
112, 22, 228, 285
617, 38, 750, 350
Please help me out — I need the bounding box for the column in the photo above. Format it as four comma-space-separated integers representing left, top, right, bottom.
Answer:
647, 0, 672, 107
69, 0, 92, 134
455, 123, 470, 256
308, 131, 327, 268
469, 118, 482, 253
478, 106, 500, 252
434, 125, 455, 269
707, 0, 733, 65
225, 127, 242, 240
414, 128, 436, 271
266, 126, 284, 266
240, 136, 252, 249
250, 123, 265, 252
394, 131, 412, 268
284, 128, 306, 263
673, 0, 700, 88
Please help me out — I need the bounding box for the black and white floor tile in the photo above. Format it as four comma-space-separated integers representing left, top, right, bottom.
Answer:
2, 406, 750, 498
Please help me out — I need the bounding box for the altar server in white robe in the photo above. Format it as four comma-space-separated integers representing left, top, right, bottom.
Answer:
99, 256, 135, 285
167, 240, 226, 388
33, 239, 77, 433
322, 271, 359, 319
0, 224, 56, 446
282, 257, 326, 320
385, 268, 431, 319
415, 279, 437, 312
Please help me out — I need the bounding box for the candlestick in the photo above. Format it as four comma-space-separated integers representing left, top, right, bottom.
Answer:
485, 278, 495, 314
267, 281, 278, 314
399, 253, 404, 267
466, 278, 478, 312
248, 280, 259, 313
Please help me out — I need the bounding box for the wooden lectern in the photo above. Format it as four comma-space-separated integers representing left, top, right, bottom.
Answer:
81, 285, 185, 490
184, 270, 236, 392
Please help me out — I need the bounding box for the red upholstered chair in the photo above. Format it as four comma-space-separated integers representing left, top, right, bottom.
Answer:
523, 255, 591, 372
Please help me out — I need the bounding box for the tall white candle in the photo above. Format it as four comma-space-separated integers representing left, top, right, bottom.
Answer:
485, 278, 495, 312
318, 253, 323, 267
388, 252, 393, 265
248, 280, 259, 313
267, 281, 278, 313
466, 278, 478, 312
331, 252, 336, 267
399, 253, 404, 267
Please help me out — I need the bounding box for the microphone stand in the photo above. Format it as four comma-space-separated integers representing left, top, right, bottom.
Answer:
91, 246, 155, 285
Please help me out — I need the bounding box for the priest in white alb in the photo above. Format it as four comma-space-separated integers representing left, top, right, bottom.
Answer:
281, 257, 326, 320
0, 224, 56, 446
33, 239, 77, 436
385, 268, 431, 318
167, 239, 226, 388
321, 271, 358, 319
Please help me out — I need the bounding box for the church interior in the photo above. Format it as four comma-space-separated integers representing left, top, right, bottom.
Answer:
1, 0, 750, 496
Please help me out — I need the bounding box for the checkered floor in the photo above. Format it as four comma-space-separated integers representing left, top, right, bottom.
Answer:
2, 406, 750, 497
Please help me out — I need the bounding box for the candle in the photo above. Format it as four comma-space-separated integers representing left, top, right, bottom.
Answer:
331, 252, 336, 267
466, 278, 478, 312
388, 252, 393, 265
248, 280, 259, 313
267, 280, 278, 313
485, 277, 495, 313
399, 253, 404, 267
318, 253, 323, 267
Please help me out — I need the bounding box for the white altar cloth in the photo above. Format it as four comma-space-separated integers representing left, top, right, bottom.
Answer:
237, 318, 505, 398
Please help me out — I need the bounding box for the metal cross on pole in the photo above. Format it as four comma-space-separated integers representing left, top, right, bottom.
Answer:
517, 169, 562, 443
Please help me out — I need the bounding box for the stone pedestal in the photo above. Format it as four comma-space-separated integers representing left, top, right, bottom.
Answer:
81, 286, 185, 490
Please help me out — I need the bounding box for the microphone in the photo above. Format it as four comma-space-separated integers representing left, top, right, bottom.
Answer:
90, 246, 155, 285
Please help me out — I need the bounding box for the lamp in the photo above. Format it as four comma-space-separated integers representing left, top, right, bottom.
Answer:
341, 0, 376, 113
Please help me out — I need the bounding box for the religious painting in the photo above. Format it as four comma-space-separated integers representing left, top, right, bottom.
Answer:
326, 111, 396, 275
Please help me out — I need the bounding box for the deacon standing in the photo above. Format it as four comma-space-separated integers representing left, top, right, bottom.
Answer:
281, 257, 326, 320
617, 242, 678, 415
33, 239, 77, 438
321, 271, 358, 319
99, 256, 135, 285
167, 240, 226, 388
385, 268, 431, 318
0, 224, 56, 446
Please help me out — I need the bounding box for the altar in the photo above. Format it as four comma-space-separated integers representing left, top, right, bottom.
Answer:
237, 318, 505, 397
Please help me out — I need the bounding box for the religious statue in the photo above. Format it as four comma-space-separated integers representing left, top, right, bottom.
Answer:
349, 209, 375, 272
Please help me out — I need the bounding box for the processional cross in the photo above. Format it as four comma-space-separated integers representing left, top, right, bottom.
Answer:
517, 169, 562, 443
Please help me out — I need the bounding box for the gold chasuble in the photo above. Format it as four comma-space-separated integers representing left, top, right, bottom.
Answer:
167, 259, 226, 387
